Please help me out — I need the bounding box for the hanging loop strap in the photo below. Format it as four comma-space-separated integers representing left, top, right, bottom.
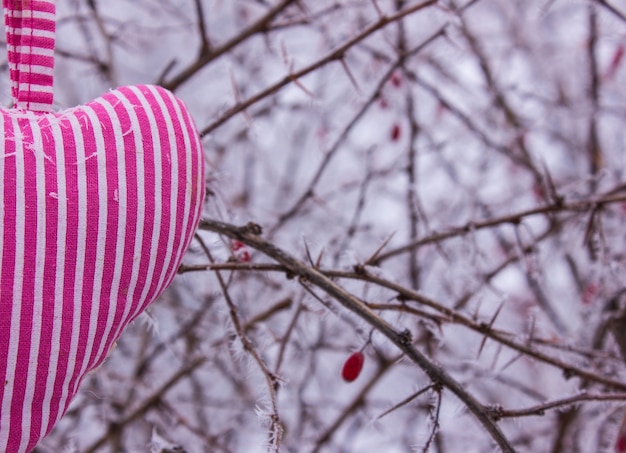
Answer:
3, 0, 56, 112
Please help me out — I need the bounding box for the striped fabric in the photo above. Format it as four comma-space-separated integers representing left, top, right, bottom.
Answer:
4, 0, 56, 112
0, 2, 206, 452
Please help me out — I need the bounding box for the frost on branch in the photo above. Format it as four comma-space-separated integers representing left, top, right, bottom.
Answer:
39, 1, 626, 452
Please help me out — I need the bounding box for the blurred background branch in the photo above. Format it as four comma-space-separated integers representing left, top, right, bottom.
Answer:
33, 0, 626, 451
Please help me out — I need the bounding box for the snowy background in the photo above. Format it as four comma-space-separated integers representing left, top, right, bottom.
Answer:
16, 0, 626, 451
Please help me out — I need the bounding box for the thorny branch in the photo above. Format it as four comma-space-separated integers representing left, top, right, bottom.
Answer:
372, 189, 626, 264
198, 0, 439, 136
162, 0, 299, 90
490, 392, 626, 420
200, 219, 517, 452
195, 234, 284, 452
179, 257, 626, 391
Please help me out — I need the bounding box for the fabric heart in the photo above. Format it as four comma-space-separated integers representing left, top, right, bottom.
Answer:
0, 1, 205, 451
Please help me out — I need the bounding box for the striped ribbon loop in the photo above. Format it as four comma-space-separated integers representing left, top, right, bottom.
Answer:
3, 0, 56, 111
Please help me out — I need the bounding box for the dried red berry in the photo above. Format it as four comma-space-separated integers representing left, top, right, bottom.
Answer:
341, 351, 364, 382
390, 72, 402, 88
616, 434, 626, 453
232, 240, 245, 251
582, 283, 598, 305
239, 250, 251, 262
391, 123, 401, 142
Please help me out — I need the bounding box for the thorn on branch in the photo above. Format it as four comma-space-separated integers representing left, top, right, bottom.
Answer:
364, 232, 395, 266
315, 249, 324, 268
340, 58, 362, 94
370, 0, 383, 18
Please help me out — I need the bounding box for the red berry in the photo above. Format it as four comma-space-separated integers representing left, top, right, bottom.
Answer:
232, 240, 245, 251
239, 250, 251, 262
391, 123, 401, 142
341, 351, 364, 382
390, 72, 402, 87
616, 434, 626, 452
582, 283, 597, 305
532, 183, 545, 202
615, 410, 626, 452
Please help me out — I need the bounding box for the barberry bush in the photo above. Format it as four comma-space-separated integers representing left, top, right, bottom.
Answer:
34, 1, 626, 452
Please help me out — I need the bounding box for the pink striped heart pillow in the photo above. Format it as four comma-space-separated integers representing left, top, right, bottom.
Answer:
0, 1, 205, 451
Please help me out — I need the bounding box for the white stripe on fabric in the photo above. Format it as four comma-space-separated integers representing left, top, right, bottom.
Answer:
162, 88, 196, 281
29, 10, 56, 21
70, 106, 108, 392
7, 116, 26, 453
122, 89, 164, 324
104, 92, 147, 340
14, 46, 54, 58
54, 113, 87, 424
183, 102, 205, 217
15, 84, 54, 94
173, 91, 202, 283
14, 29, 55, 40
20, 103, 54, 113
17, 64, 54, 76
40, 117, 67, 438
130, 86, 179, 312
10, 9, 56, 22
91, 97, 127, 362
19, 115, 48, 450
11, 46, 54, 58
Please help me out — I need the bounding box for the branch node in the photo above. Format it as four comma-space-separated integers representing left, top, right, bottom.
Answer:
239, 221, 263, 236
396, 293, 409, 303
398, 328, 413, 345
487, 405, 504, 422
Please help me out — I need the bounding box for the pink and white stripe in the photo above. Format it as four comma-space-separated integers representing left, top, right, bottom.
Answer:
0, 1, 206, 452
4, 0, 56, 112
